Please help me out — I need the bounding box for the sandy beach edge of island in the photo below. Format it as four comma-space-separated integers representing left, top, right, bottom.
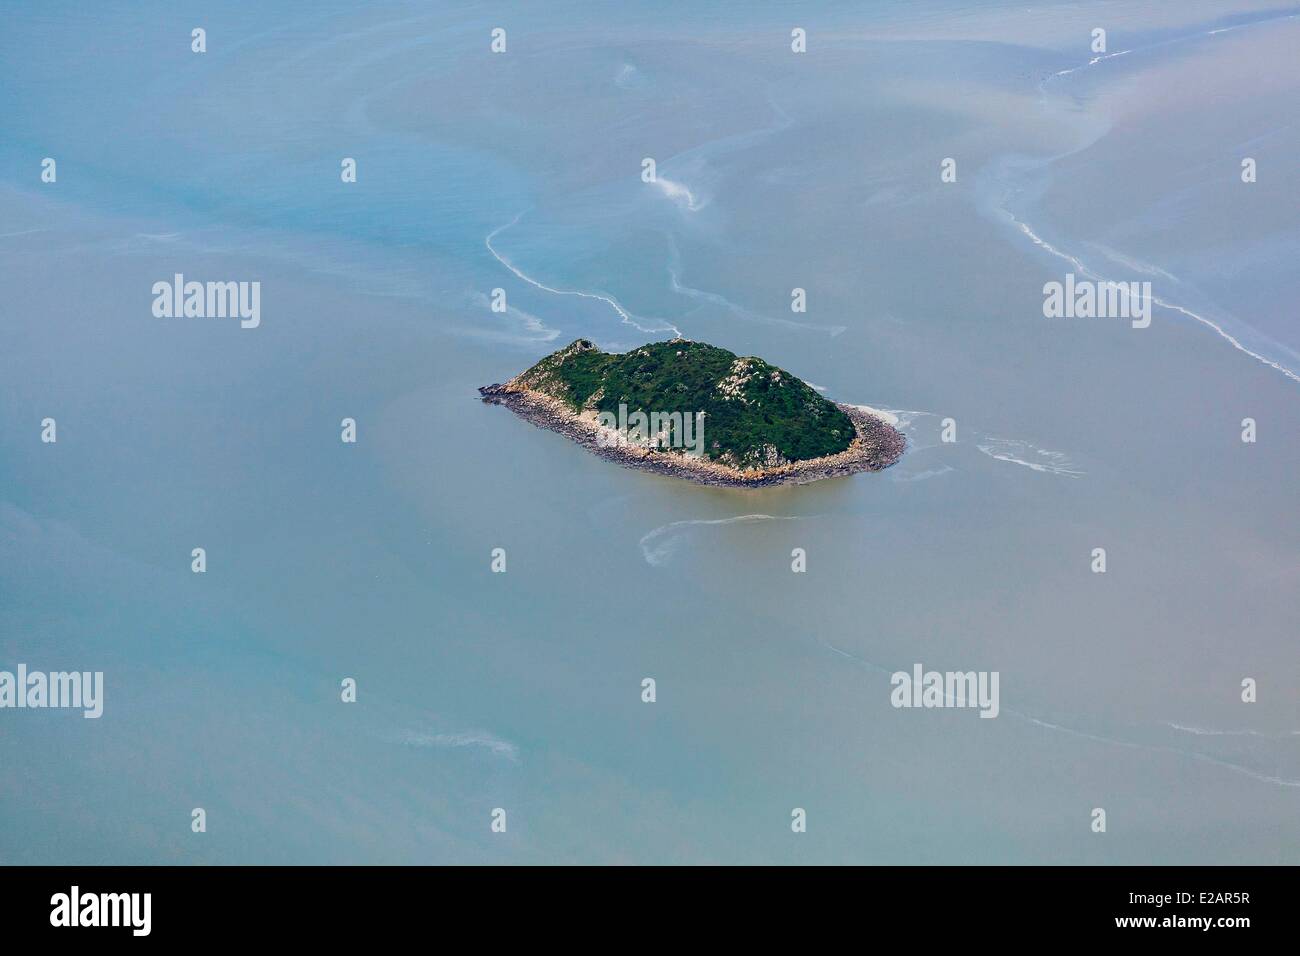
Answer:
478, 383, 906, 487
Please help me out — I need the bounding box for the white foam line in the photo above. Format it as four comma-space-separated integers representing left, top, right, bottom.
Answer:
1025, 13, 1300, 386
1151, 295, 1300, 385
397, 728, 520, 762
1164, 721, 1300, 740
1018, 714, 1300, 789
845, 404, 1081, 476
1050, 48, 1134, 79
976, 438, 1085, 477
1009, 213, 1300, 386
1011, 216, 1091, 275
487, 212, 681, 338
847, 405, 933, 433
848, 404, 900, 427
640, 514, 797, 566
1043, 11, 1300, 88
821, 641, 1300, 789
468, 291, 560, 343
889, 464, 954, 483
1088, 243, 1176, 280
655, 176, 704, 211
668, 261, 845, 336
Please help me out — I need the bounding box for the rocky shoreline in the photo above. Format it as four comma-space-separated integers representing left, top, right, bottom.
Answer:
478, 383, 906, 487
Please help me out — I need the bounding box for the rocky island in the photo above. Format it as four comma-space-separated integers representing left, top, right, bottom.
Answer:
479, 339, 905, 487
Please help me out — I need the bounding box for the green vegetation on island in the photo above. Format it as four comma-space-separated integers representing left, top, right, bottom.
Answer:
510, 338, 857, 468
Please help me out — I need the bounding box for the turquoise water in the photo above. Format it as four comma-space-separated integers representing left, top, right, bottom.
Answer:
1, 0, 1297, 863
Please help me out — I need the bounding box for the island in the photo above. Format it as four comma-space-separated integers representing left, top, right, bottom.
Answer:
479, 338, 905, 487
